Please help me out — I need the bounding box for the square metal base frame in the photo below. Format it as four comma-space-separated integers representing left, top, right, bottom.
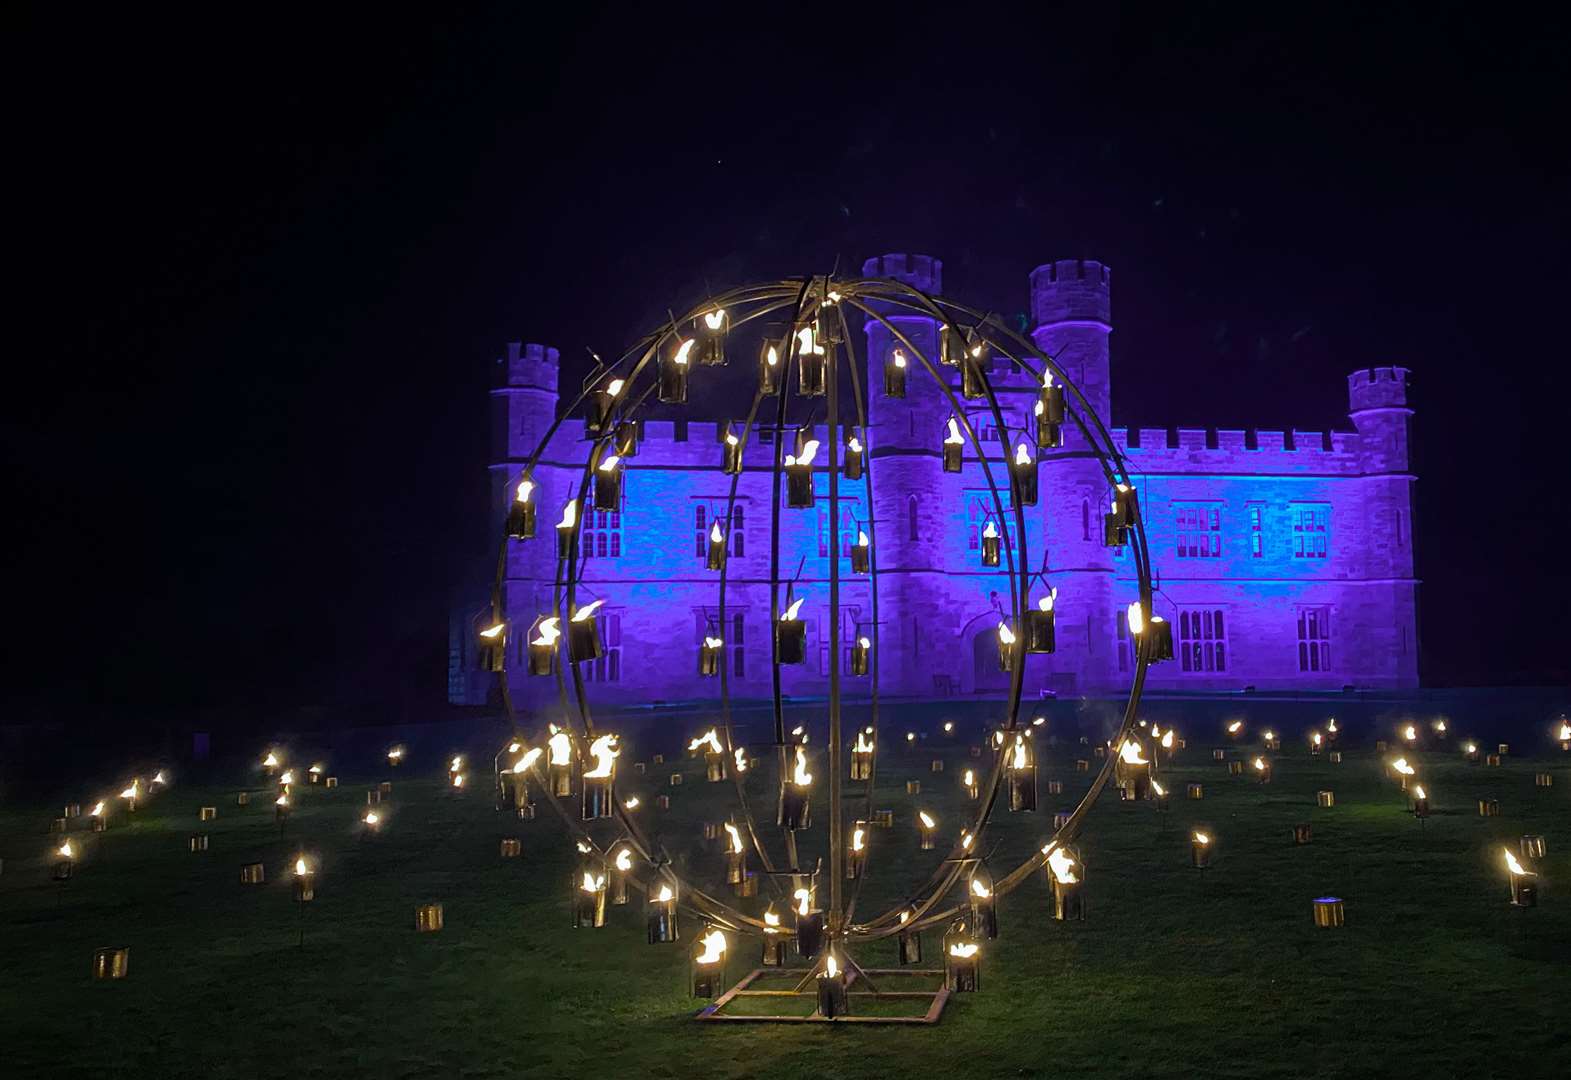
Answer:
696, 967, 951, 1024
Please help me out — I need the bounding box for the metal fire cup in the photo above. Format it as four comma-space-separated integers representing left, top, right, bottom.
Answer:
92, 947, 130, 980
240, 862, 265, 885
647, 896, 679, 943
816, 968, 849, 1018
1478, 798, 1501, 816
1213, 749, 1227, 761
236, 792, 250, 806
1520, 835, 1547, 862
1293, 824, 1313, 845
945, 949, 979, 992
500, 838, 521, 858
1486, 754, 1501, 767
1227, 760, 1244, 776
1317, 790, 1335, 807
1329, 751, 1343, 764
325, 777, 337, 788
91, 816, 106, 833
898, 929, 923, 965
64, 803, 81, 818
415, 904, 444, 932
1047, 780, 1063, 795
1051, 876, 1085, 922
733, 871, 757, 898
189, 833, 208, 852
200, 807, 216, 821
796, 911, 824, 958
873, 809, 894, 828
906, 780, 921, 795
1188, 783, 1204, 800
1075, 759, 1089, 773
762, 936, 789, 966
1313, 897, 1345, 928
1535, 773, 1553, 788
930, 759, 944, 773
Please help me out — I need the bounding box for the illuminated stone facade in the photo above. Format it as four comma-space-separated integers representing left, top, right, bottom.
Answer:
451, 254, 1418, 705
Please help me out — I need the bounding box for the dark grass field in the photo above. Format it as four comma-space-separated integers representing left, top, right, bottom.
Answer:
3, 716, 1568, 1080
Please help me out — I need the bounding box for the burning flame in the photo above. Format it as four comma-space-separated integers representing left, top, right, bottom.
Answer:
689, 729, 723, 755
295, 858, 309, 877
823, 954, 840, 978
388, 747, 404, 761
734, 748, 747, 772
724, 822, 744, 854
1161, 729, 1174, 749
1413, 785, 1426, 800
1044, 845, 1079, 884
970, 878, 992, 899
1403, 724, 1417, 741
782, 597, 805, 621
1392, 757, 1415, 777
120, 780, 139, 800
725, 431, 738, 446
513, 747, 543, 773
624, 797, 640, 809
1192, 831, 1211, 845
364, 811, 379, 825
1033, 716, 1046, 727
949, 942, 979, 959
1227, 720, 1243, 735
605, 378, 625, 397
90, 801, 104, 817
279, 771, 294, 786
791, 745, 812, 787
852, 825, 866, 852
1262, 730, 1276, 742
1464, 742, 1477, 754
960, 830, 974, 851
982, 520, 999, 539
765, 344, 779, 367
853, 729, 874, 754
892, 348, 907, 369
704, 635, 723, 649
451, 773, 466, 788
1434, 720, 1448, 733
531, 617, 561, 647
1152, 779, 1167, 797
696, 929, 726, 964
764, 906, 781, 931
918, 811, 936, 830
580, 870, 605, 893
858, 635, 871, 650
152, 771, 168, 785
785, 440, 820, 468
1014, 443, 1032, 466
1038, 588, 1057, 612
710, 521, 723, 544
963, 768, 975, 786
1559, 722, 1571, 741
583, 734, 620, 779
1327, 718, 1338, 733
276, 794, 288, 807
449, 756, 464, 772
1011, 735, 1029, 770
1311, 731, 1324, 746
614, 848, 633, 872
479, 622, 504, 641
307, 765, 321, 776
908, 732, 917, 743
795, 326, 821, 357
1127, 602, 1145, 635
945, 417, 963, 445
855, 529, 869, 548
794, 888, 812, 917
1118, 739, 1148, 766
558, 500, 577, 530
59, 840, 74, 859
548, 730, 572, 766
944, 721, 955, 732
673, 339, 695, 366
597, 454, 620, 474
515, 478, 534, 505
997, 621, 1015, 645
656, 884, 674, 903
571, 599, 605, 623
703, 309, 726, 331
1252, 757, 1268, 772
262, 752, 279, 768
1503, 848, 1530, 876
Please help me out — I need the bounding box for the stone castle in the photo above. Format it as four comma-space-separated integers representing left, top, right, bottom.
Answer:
450, 253, 1418, 706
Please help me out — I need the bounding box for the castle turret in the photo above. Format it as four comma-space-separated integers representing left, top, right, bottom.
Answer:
1348, 367, 1418, 684
1348, 366, 1412, 475
1030, 260, 1118, 691
861, 254, 952, 690
489, 343, 562, 703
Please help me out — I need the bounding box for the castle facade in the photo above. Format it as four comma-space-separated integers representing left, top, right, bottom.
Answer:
451, 254, 1418, 706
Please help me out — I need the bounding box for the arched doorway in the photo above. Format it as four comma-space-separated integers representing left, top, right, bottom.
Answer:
972, 629, 1009, 693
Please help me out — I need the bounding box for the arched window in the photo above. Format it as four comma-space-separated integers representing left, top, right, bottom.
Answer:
1081, 499, 1090, 542
907, 495, 919, 541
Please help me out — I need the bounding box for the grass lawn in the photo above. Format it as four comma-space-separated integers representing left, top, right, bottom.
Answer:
2, 724, 1568, 1080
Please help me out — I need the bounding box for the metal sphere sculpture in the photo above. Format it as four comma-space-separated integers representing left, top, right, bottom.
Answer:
482, 271, 1158, 1018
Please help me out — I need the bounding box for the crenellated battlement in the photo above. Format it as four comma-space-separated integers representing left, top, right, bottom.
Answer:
1110, 426, 1365, 475
1030, 259, 1112, 326
498, 341, 560, 391
860, 253, 943, 294
1348, 366, 1410, 412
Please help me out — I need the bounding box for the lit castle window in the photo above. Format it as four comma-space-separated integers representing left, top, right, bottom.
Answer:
1291, 503, 1330, 559
1175, 504, 1221, 559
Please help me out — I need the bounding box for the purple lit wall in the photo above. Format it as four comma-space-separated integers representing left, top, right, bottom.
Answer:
451, 254, 1418, 705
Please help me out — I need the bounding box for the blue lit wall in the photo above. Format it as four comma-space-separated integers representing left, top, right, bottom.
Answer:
454, 255, 1418, 706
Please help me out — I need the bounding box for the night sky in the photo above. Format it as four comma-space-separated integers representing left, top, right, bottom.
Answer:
9, 5, 1568, 722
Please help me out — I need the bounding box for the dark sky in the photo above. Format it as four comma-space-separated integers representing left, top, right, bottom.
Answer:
8, 4, 1569, 719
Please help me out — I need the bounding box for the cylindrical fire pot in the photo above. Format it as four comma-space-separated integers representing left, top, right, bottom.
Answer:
92, 947, 130, 980
1478, 798, 1501, 817
1317, 790, 1335, 808
1312, 897, 1345, 928
415, 904, 444, 932
816, 968, 849, 1018
1009, 765, 1038, 812
499, 838, 521, 858
1520, 835, 1547, 862
581, 776, 613, 821
796, 910, 824, 958
777, 785, 810, 831
945, 948, 979, 992
1047, 780, 1063, 795
906, 780, 921, 795
646, 895, 679, 944
240, 863, 265, 885
189, 833, 208, 852
898, 929, 923, 965
1051, 877, 1085, 922
1188, 783, 1204, 800
1293, 823, 1313, 845
762, 935, 789, 966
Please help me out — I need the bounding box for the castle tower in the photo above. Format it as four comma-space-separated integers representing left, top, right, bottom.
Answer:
861, 254, 953, 692
1348, 366, 1418, 684
1030, 260, 1118, 692
489, 342, 562, 699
